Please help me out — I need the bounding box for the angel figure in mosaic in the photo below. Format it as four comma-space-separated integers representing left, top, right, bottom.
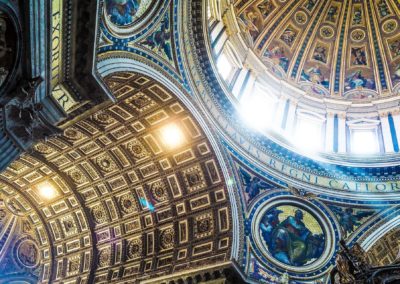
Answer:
378, 0, 390, 18
142, 16, 172, 61
331, 207, 374, 236
106, 0, 140, 26
239, 168, 273, 199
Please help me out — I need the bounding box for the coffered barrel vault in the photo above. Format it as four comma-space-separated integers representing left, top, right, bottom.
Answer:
0, 72, 233, 283
1, 0, 400, 283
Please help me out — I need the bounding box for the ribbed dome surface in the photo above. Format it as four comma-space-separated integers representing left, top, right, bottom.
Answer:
235, 0, 400, 100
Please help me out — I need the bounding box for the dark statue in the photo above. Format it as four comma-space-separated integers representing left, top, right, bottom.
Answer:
331, 240, 400, 284
5, 77, 61, 144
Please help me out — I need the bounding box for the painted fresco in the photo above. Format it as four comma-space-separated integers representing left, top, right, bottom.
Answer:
238, 167, 276, 201
0, 11, 17, 89
233, 0, 400, 98
236, 0, 288, 46
259, 205, 325, 266
141, 12, 173, 63
105, 0, 152, 26
330, 205, 375, 237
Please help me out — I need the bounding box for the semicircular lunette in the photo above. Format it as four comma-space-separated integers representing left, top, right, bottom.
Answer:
103, 0, 155, 28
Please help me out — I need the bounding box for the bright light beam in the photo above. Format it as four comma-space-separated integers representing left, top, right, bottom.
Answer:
37, 182, 58, 200
160, 123, 185, 149
240, 94, 273, 131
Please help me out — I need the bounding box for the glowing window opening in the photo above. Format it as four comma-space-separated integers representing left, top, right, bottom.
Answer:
240, 83, 276, 131
294, 116, 324, 151
217, 53, 233, 80
351, 129, 379, 154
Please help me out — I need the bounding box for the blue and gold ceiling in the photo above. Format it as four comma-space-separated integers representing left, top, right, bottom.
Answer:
235, 0, 400, 99
0, 0, 399, 283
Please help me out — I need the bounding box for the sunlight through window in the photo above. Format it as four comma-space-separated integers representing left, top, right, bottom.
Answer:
217, 54, 233, 80
351, 130, 379, 154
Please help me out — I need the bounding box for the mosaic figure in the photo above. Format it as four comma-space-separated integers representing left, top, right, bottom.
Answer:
345, 71, 375, 90
351, 47, 367, 65
264, 46, 289, 71
393, 64, 400, 81
331, 207, 374, 236
260, 206, 325, 266
313, 45, 328, 63
142, 14, 172, 61
280, 27, 297, 47
106, 0, 140, 26
389, 39, 400, 58
239, 168, 273, 199
239, 9, 263, 40
257, 0, 274, 19
17, 240, 39, 267
301, 66, 329, 88
305, 0, 317, 12
326, 6, 338, 22
378, 0, 390, 18
352, 7, 362, 25
0, 12, 16, 88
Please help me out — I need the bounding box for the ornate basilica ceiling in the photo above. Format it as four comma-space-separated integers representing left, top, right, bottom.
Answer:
0, 72, 233, 283
0, 0, 400, 283
234, 0, 400, 100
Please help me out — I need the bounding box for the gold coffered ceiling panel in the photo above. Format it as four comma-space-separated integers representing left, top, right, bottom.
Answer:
0, 72, 232, 283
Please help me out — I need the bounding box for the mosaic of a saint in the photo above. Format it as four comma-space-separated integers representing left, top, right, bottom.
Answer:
106, 0, 141, 26
260, 206, 325, 266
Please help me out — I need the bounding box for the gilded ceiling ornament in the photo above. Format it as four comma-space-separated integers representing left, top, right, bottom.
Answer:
160, 227, 174, 249
95, 154, 117, 173
91, 204, 108, 224
383, 19, 398, 34
68, 169, 87, 184
125, 92, 157, 112
119, 193, 138, 214
126, 238, 142, 259
351, 29, 366, 42
182, 165, 206, 192
125, 139, 149, 160
34, 143, 54, 154
93, 111, 115, 125
98, 247, 111, 267
320, 26, 334, 39
150, 180, 168, 202
194, 214, 214, 238
64, 128, 83, 140
294, 11, 307, 25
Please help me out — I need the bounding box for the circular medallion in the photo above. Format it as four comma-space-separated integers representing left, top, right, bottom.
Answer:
320, 26, 334, 39
0, 9, 19, 91
250, 196, 337, 275
383, 19, 398, 34
351, 29, 366, 42
295, 11, 307, 25
258, 205, 325, 266
17, 240, 40, 268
